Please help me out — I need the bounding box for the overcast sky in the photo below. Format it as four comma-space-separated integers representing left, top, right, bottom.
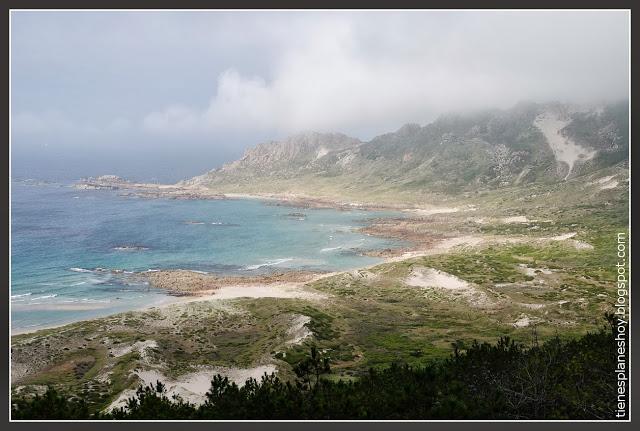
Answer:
11, 10, 630, 182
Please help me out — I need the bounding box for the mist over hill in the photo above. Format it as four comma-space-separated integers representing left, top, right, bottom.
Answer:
183, 101, 628, 196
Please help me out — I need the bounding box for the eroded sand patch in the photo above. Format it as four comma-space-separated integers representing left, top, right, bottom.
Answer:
387, 236, 486, 263
350, 269, 379, 281
590, 175, 620, 190
513, 314, 543, 328
196, 283, 328, 302
534, 112, 597, 179
405, 207, 460, 216
286, 315, 312, 345
545, 232, 594, 250
600, 180, 619, 190
502, 216, 531, 224
517, 264, 553, 277
550, 232, 577, 241
110, 340, 158, 361
406, 268, 470, 290
405, 267, 493, 307
108, 364, 277, 411
142, 270, 318, 294
517, 303, 546, 310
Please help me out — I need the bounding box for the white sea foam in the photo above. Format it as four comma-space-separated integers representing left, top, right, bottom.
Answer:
59, 298, 109, 304
31, 294, 57, 300
113, 246, 150, 251
80, 298, 110, 303
320, 246, 343, 252
88, 277, 107, 285
11, 293, 32, 299
244, 258, 294, 270
69, 267, 92, 273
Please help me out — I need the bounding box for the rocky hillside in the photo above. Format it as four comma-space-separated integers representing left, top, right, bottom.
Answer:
183, 101, 628, 195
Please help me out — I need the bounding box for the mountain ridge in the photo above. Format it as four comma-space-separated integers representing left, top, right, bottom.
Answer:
181, 101, 628, 196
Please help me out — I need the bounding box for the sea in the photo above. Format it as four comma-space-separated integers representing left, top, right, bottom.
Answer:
10, 179, 404, 333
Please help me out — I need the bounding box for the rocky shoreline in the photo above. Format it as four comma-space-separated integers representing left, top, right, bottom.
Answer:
75, 175, 409, 210
76, 175, 226, 200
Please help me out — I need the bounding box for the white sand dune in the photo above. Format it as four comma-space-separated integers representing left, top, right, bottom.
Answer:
203, 283, 327, 301
545, 232, 594, 250
534, 113, 597, 179
405, 267, 493, 307
110, 340, 158, 362
286, 315, 312, 345
549, 232, 577, 241
590, 175, 619, 190
386, 235, 486, 263
406, 207, 460, 216
107, 364, 277, 411
517, 264, 553, 277
502, 216, 530, 224
600, 180, 619, 190
513, 315, 533, 328
405, 268, 470, 290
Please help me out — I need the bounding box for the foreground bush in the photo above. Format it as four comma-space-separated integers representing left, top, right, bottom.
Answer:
12, 315, 621, 420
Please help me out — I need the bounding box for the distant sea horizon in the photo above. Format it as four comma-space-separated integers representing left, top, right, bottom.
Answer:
10, 146, 245, 184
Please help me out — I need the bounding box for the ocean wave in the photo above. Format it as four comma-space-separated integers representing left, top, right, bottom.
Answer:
57, 297, 111, 304
69, 267, 92, 273
31, 294, 57, 300
88, 277, 106, 284
11, 292, 32, 299
184, 220, 206, 225
320, 246, 343, 252
43, 298, 111, 306
69, 281, 87, 286
69, 267, 134, 277
321, 238, 365, 253
244, 258, 294, 270
113, 245, 150, 251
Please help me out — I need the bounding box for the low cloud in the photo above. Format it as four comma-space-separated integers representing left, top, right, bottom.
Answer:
13, 11, 630, 147
139, 12, 629, 140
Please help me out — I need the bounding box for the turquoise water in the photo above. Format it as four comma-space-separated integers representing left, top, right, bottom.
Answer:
11, 180, 403, 332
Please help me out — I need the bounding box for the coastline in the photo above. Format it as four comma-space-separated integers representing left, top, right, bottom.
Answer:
12, 176, 599, 337
11, 178, 414, 336
11, 177, 622, 413
9, 231, 569, 337
9, 269, 335, 337
74, 175, 436, 211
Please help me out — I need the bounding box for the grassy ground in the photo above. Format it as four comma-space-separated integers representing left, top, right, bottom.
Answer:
11, 165, 628, 413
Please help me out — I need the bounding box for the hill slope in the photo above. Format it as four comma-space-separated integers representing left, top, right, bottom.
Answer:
182, 101, 628, 198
